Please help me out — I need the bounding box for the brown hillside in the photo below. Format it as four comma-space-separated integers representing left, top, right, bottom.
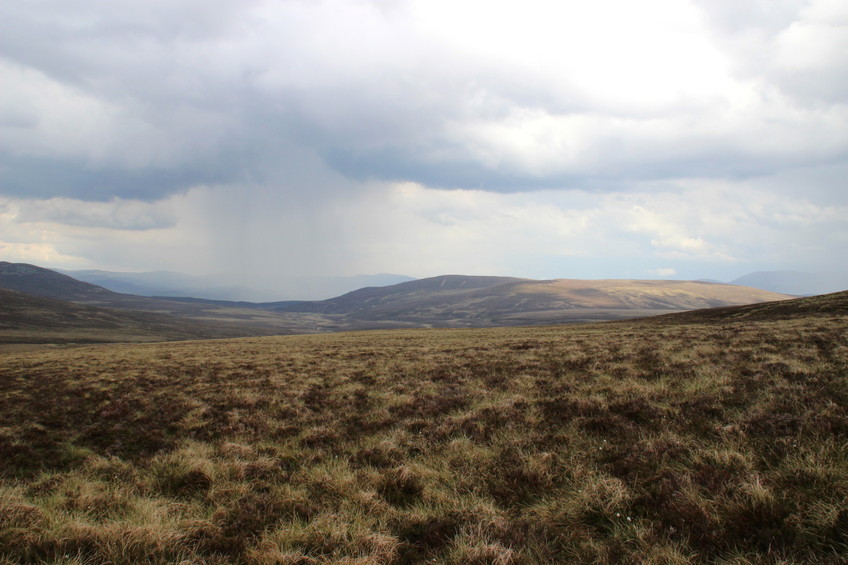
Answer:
0, 288, 279, 345
273, 276, 794, 327
639, 288, 848, 324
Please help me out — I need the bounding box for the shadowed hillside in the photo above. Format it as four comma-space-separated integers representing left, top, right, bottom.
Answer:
0, 288, 280, 345
641, 289, 848, 325
0, 262, 117, 302
0, 263, 339, 338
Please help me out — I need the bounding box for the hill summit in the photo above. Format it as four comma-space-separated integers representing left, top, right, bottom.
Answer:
0, 262, 117, 302
270, 275, 794, 326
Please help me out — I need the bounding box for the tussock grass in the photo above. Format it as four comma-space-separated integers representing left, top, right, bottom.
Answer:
1, 305, 846, 563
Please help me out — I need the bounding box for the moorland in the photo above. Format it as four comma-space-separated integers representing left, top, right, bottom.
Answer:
1, 290, 846, 563
0, 262, 793, 342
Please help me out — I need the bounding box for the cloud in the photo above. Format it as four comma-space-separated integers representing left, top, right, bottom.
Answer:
2, 175, 846, 283
651, 268, 678, 277
2, 0, 846, 201
322, 180, 848, 279
696, 0, 848, 104
13, 197, 175, 230
0, 241, 85, 268
1, 1, 846, 284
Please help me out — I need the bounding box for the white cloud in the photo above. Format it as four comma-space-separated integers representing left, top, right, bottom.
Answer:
327, 180, 848, 278
697, 0, 848, 104
13, 197, 175, 230
0, 241, 83, 267
2, 175, 847, 283
1, 0, 847, 283
3, 0, 847, 197
651, 268, 678, 277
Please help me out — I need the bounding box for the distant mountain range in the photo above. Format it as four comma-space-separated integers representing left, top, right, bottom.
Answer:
50, 265, 848, 301
1, 261, 802, 344
53, 266, 848, 302
57, 268, 416, 301
728, 271, 848, 296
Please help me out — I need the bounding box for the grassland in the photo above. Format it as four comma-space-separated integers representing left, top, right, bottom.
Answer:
0, 289, 286, 347
270, 277, 792, 329
1, 293, 846, 564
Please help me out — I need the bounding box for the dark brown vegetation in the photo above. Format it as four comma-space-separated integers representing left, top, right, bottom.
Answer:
0, 263, 332, 337
0, 288, 281, 346
1, 292, 846, 563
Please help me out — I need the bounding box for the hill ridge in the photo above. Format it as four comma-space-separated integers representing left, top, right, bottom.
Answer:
268, 275, 794, 325
0, 261, 118, 301
0, 263, 805, 343
0, 287, 278, 345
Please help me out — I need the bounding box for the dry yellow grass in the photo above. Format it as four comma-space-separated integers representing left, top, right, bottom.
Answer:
510, 279, 790, 309
0, 294, 846, 563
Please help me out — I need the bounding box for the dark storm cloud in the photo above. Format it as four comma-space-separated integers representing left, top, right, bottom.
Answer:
0, 0, 250, 84
322, 133, 842, 192
15, 196, 176, 230
0, 0, 260, 200
1, 0, 846, 204
0, 154, 241, 201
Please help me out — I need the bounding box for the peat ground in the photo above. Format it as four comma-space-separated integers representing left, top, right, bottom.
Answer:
1, 293, 846, 563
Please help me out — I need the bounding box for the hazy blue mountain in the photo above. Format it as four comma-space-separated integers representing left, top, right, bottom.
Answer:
283, 274, 418, 301
56, 269, 263, 300
729, 271, 848, 296
58, 269, 417, 301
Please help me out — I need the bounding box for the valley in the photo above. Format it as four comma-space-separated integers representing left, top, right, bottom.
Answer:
0, 262, 795, 344
0, 291, 846, 562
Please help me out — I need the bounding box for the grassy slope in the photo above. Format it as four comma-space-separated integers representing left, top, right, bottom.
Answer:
0, 263, 337, 335
0, 289, 283, 345
509, 279, 791, 309
643, 288, 848, 324
0, 293, 846, 564
272, 276, 793, 328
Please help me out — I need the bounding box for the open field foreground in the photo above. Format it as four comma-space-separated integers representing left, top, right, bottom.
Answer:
1, 297, 847, 563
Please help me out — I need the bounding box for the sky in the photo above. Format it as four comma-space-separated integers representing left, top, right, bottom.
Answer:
1, 0, 847, 287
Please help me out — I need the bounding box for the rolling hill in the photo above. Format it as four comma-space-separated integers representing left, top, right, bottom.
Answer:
643, 287, 848, 324
0, 261, 117, 302
1, 264, 800, 341
0, 263, 333, 340
269, 275, 795, 327
0, 288, 280, 346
